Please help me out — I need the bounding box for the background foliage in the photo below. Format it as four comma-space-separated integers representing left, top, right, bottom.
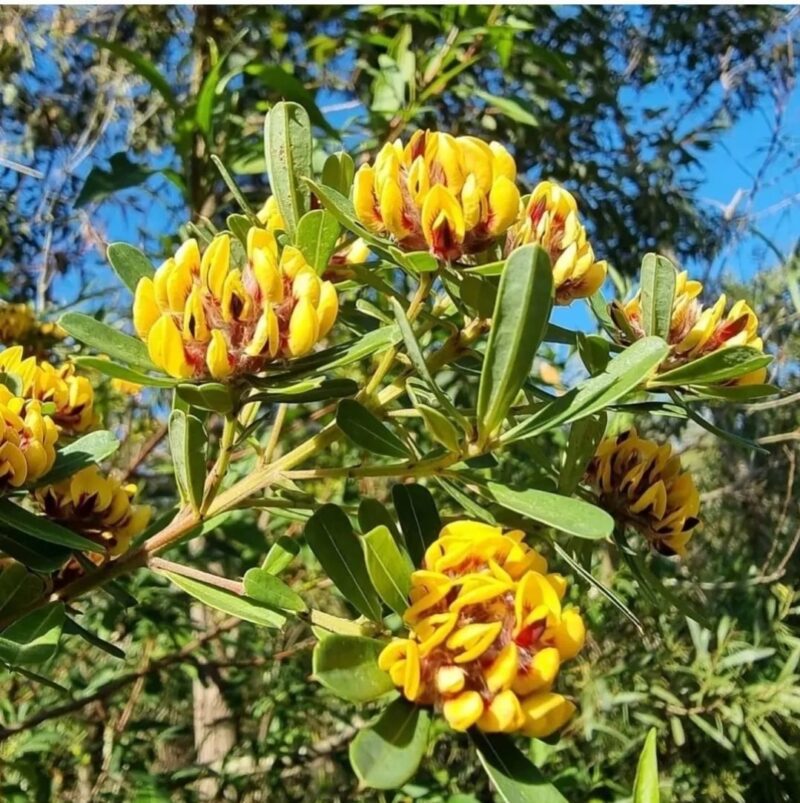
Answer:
1, 5, 799, 802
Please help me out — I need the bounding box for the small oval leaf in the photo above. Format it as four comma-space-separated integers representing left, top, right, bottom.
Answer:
312, 634, 395, 703
336, 399, 410, 458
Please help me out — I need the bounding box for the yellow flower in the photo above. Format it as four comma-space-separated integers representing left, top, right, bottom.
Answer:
378, 520, 584, 736
0, 302, 65, 348
132, 224, 339, 381
353, 131, 521, 262
257, 196, 286, 231
35, 466, 151, 557
507, 181, 607, 305
0, 386, 59, 490
585, 429, 700, 557
614, 271, 767, 386
0, 348, 96, 434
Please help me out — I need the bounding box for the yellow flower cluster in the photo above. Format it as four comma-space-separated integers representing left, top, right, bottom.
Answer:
0, 347, 96, 434
0, 385, 58, 490
354, 131, 520, 261
379, 520, 585, 736
586, 429, 700, 557
0, 302, 64, 347
507, 181, 608, 305
132, 226, 339, 380
35, 466, 151, 557
616, 271, 767, 386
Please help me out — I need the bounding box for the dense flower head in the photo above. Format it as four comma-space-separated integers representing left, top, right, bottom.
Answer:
132, 226, 339, 380
35, 466, 151, 557
0, 347, 96, 434
506, 181, 607, 305
615, 271, 767, 386
379, 520, 585, 736
353, 130, 521, 262
586, 428, 700, 557
0, 386, 58, 490
0, 302, 64, 347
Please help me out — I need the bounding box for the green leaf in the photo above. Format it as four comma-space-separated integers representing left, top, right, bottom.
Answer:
503, 337, 670, 444
0, 563, 44, 619
418, 405, 462, 452
304, 504, 382, 620
63, 617, 125, 660
0, 532, 71, 573
0, 499, 101, 553
74, 357, 176, 388
633, 727, 660, 803
161, 572, 286, 628
475, 89, 539, 127
247, 63, 336, 136
336, 399, 410, 458
264, 101, 312, 237
588, 289, 618, 337
312, 634, 395, 703
243, 567, 306, 612
477, 245, 554, 442
649, 346, 772, 387
558, 414, 606, 495
196, 53, 229, 141
350, 698, 430, 790
390, 248, 439, 273
0, 602, 65, 666
59, 312, 157, 373
87, 37, 178, 108
436, 476, 498, 524
392, 483, 441, 567
640, 254, 676, 340
247, 378, 358, 405
262, 536, 300, 575
390, 297, 470, 434
321, 151, 355, 195
75, 153, 154, 207
472, 731, 568, 803
358, 499, 402, 544
168, 410, 207, 512
686, 383, 779, 401
175, 382, 236, 413
106, 243, 155, 293
486, 482, 614, 540
361, 525, 413, 615
674, 393, 767, 453
227, 213, 252, 247
36, 430, 120, 486
296, 210, 341, 274
577, 333, 612, 375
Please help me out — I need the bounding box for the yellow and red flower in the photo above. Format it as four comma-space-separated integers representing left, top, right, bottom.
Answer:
613, 271, 767, 386
379, 520, 584, 736
354, 131, 521, 262
132, 225, 339, 380
35, 466, 151, 557
506, 181, 607, 305
586, 428, 700, 557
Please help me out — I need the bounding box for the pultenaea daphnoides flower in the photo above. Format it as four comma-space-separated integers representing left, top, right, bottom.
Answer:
35, 466, 151, 557
586, 428, 700, 557
0, 385, 59, 491
0, 302, 64, 348
613, 271, 767, 386
506, 181, 607, 305
0, 347, 96, 435
132, 225, 339, 380
354, 130, 521, 262
379, 521, 585, 736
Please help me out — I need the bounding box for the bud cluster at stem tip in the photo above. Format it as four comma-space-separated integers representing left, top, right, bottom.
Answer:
586, 428, 700, 557
379, 520, 585, 736
133, 220, 339, 381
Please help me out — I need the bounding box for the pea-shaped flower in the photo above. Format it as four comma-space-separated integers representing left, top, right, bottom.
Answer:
132, 225, 339, 380
613, 271, 767, 386
586, 429, 700, 557
0, 348, 96, 435
506, 181, 607, 305
379, 520, 585, 736
0, 386, 58, 490
36, 466, 151, 557
354, 131, 521, 262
